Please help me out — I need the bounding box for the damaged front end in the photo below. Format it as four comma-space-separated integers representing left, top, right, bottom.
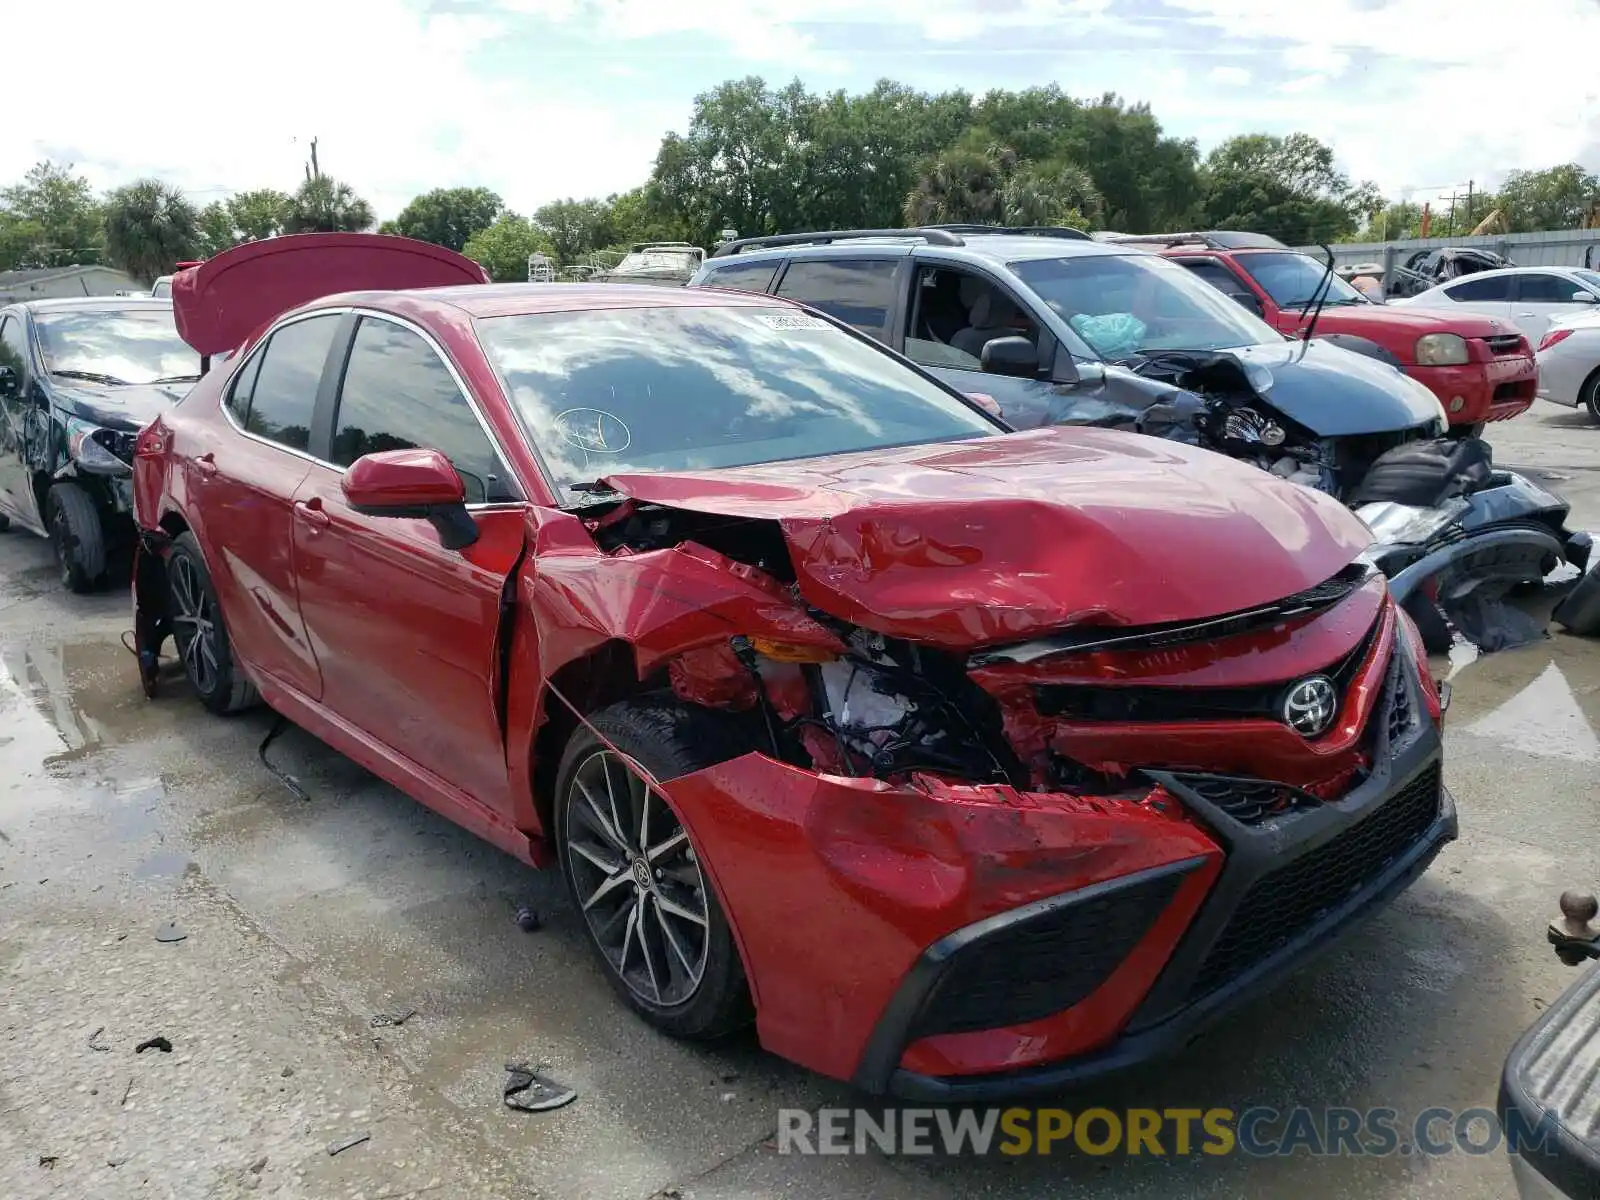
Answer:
572, 450, 1456, 1093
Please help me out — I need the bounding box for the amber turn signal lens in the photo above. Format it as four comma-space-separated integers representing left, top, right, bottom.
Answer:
748, 637, 837, 663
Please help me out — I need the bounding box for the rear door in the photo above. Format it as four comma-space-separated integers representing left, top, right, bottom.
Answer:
1511, 272, 1598, 343
289, 312, 527, 814
1432, 273, 1515, 324
197, 311, 345, 700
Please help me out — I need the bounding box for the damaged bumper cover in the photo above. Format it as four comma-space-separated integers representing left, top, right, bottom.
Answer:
659, 650, 1455, 1096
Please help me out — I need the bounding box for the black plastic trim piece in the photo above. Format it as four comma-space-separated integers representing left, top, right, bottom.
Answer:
849, 857, 1207, 1095
711, 228, 964, 258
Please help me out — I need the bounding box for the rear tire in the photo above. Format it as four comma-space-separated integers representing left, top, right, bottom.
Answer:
167, 532, 259, 714
1554, 569, 1600, 638
1580, 369, 1600, 424
554, 699, 755, 1041
46, 482, 106, 593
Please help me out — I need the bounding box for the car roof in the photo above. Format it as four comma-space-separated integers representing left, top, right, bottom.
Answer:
308, 281, 803, 320
708, 234, 1134, 269
12, 296, 175, 314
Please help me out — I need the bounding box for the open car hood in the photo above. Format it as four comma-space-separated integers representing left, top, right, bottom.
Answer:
171, 233, 489, 356
600, 427, 1373, 648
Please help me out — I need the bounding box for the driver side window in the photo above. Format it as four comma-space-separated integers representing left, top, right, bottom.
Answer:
902, 266, 1039, 371
330, 317, 519, 505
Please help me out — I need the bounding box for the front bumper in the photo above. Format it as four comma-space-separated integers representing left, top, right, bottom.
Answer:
1408, 358, 1536, 425
870, 660, 1454, 1100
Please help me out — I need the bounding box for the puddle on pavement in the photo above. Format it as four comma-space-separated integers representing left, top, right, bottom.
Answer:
1439, 632, 1600, 759
133, 846, 196, 879
0, 638, 165, 774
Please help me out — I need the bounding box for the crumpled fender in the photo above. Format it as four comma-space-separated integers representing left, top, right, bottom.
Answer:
658, 753, 1222, 1083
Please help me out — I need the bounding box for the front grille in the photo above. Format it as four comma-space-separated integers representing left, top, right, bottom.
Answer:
1165, 775, 1321, 825
908, 867, 1187, 1039
1483, 334, 1526, 356
1184, 762, 1441, 1002
1033, 606, 1380, 725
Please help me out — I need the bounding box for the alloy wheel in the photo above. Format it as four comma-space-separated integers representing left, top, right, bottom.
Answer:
169, 555, 220, 695
564, 749, 710, 1007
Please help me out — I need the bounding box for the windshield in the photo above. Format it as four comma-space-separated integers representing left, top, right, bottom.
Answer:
1011, 252, 1283, 359
34, 306, 198, 385
150, 278, 172, 298
1235, 251, 1367, 307
475, 304, 1001, 502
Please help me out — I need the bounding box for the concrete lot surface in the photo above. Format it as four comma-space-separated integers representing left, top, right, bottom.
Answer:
2, 404, 1598, 1199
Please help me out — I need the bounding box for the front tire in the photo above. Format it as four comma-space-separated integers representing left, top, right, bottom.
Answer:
554, 699, 754, 1041
1580, 368, 1600, 424
167, 532, 259, 714
47, 482, 105, 593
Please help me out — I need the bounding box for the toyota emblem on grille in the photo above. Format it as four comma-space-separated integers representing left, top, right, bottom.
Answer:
1281, 675, 1337, 738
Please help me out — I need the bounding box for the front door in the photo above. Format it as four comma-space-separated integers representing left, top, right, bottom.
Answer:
0, 313, 43, 533
289, 314, 528, 813
899, 263, 1068, 428
197, 312, 345, 700
1511, 272, 1599, 344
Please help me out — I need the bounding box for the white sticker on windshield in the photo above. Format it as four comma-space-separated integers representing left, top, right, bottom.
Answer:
753, 312, 832, 331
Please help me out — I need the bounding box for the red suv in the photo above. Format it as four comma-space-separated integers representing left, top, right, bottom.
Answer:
1110, 232, 1537, 433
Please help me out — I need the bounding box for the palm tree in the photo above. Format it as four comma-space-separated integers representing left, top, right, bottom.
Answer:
287, 176, 375, 234
903, 150, 1006, 226
102, 180, 200, 284
1003, 161, 1104, 228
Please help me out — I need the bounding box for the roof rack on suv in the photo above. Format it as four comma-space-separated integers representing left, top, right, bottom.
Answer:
1104, 231, 1288, 251
710, 227, 965, 258
925, 223, 1091, 241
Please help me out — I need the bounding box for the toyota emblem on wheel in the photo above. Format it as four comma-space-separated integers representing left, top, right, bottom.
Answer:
1282, 675, 1338, 738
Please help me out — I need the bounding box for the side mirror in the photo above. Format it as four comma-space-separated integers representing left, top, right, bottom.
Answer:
1573, 292, 1598, 305
980, 335, 1040, 379
0, 364, 17, 400
341, 447, 479, 551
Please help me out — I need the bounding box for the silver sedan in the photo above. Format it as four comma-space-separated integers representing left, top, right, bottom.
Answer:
1536, 309, 1600, 421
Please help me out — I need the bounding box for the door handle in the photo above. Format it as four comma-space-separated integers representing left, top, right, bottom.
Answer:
294, 498, 330, 530
195, 452, 218, 478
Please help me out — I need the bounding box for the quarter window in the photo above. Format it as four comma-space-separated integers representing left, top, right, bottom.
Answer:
775, 259, 898, 339
331, 317, 517, 504
232, 315, 341, 453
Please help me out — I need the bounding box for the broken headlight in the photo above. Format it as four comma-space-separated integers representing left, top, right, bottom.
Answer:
1356, 497, 1471, 548
64, 417, 135, 473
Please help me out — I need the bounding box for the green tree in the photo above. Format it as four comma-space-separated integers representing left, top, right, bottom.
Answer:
1201, 133, 1380, 243
196, 201, 240, 258
227, 188, 294, 241
1002, 160, 1103, 228
1495, 164, 1599, 231
391, 187, 504, 251
462, 214, 554, 282
0, 161, 103, 268
102, 179, 200, 284
287, 176, 374, 234
533, 198, 616, 263
903, 149, 1006, 225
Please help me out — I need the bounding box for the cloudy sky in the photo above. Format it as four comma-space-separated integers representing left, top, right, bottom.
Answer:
5, 0, 1595, 221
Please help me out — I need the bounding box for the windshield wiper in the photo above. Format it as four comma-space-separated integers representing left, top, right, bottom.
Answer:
149, 374, 201, 385
50, 369, 129, 386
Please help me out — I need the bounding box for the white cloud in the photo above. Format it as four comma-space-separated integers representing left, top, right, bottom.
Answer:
2, 0, 1595, 225
0, 0, 676, 219
1207, 65, 1253, 86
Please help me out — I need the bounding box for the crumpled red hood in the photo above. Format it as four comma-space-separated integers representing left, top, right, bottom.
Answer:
602, 427, 1373, 649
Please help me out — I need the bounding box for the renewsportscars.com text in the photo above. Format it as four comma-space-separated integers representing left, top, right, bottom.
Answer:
776, 1106, 1561, 1158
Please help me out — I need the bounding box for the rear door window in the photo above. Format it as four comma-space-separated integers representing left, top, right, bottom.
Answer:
1177, 260, 1259, 303
230, 314, 341, 453
698, 259, 780, 295
1443, 275, 1513, 302
775, 259, 898, 340
1514, 273, 1582, 303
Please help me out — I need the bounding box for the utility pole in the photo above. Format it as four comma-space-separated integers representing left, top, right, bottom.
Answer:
1464, 179, 1474, 229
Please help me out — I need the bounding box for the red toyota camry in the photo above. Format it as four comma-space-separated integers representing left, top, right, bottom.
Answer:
131, 234, 1455, 1099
